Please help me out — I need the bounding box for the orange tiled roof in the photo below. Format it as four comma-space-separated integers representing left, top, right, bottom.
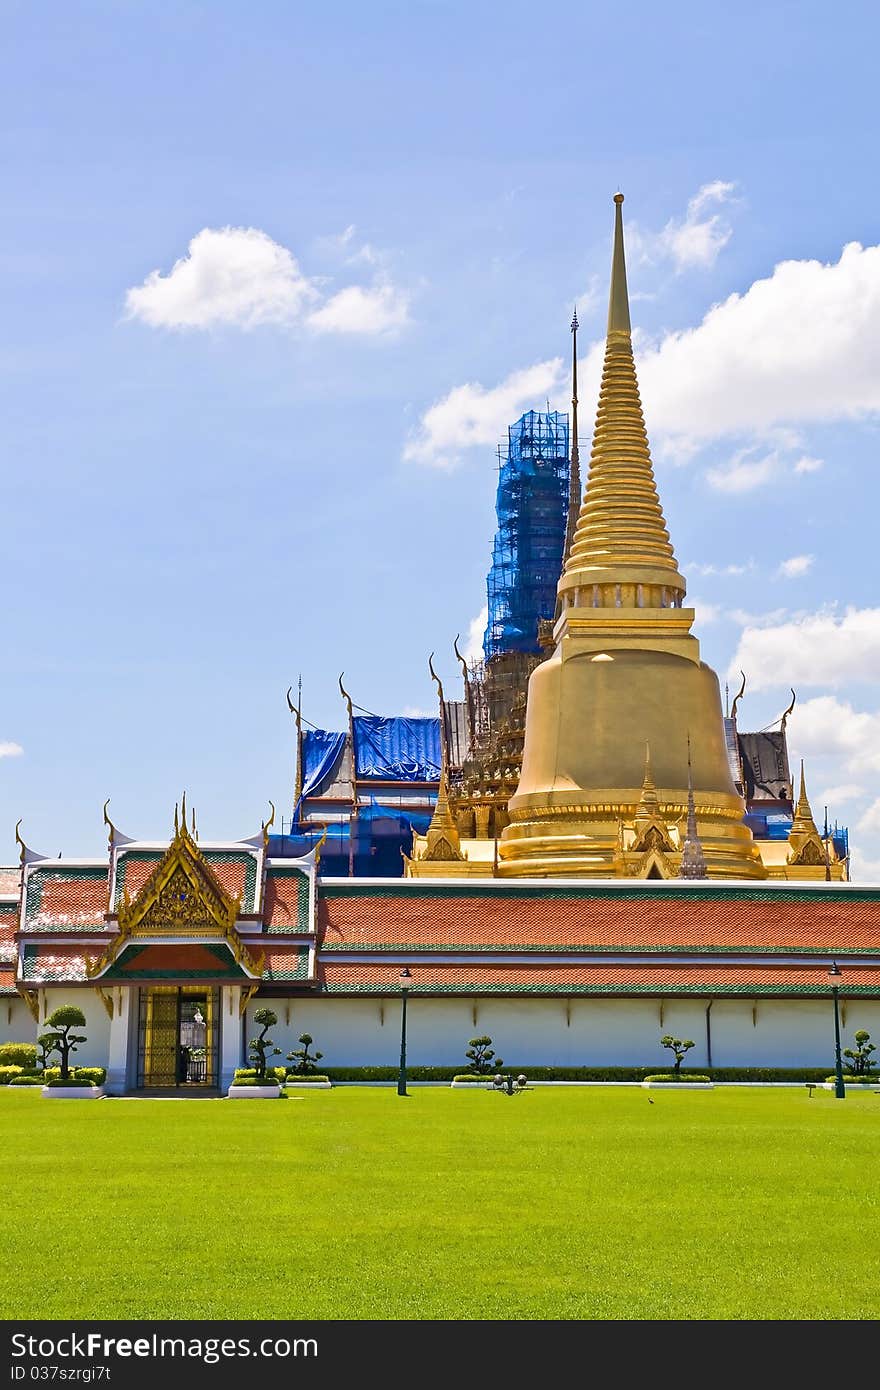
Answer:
115, 850, 257, 911
24, 868, 109, 932
21, 945, 89, 982
316, 960, 880, 995
263, 869, 311, 932
318, 890, 880, 954
0, 868, 20, 896
0, 904, 17, 966
0, 967, 15, 995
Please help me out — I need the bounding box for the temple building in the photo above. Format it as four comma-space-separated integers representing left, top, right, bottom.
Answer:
0, 194, 871, 1091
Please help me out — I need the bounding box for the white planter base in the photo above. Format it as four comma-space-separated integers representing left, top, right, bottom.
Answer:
285, 1081, 332, 1089
42, 1086, 105, 1099
227, 1085, 282, 1099
450, 1081, 493, 1088
641, 1081, 714, 1090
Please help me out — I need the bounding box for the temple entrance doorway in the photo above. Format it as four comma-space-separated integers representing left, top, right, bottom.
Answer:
136, 986, 220, 1089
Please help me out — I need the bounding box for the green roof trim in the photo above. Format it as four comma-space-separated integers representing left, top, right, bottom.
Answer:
262, 949, 310, 982
318, 981, 880, 997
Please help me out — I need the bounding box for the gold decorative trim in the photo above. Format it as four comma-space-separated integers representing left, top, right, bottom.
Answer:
17, 986, 39, 1022
239, 982, 260, 1017
96, 986, 114, 1020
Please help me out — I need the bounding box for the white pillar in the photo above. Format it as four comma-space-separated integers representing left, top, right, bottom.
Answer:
106, 988, 132, 1095
220, 986, 243, 1091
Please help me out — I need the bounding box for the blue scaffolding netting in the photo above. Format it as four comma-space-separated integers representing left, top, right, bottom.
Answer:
483, 409, 570, 661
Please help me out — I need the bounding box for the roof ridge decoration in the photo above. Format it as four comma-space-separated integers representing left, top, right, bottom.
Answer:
85, 809, 264, 981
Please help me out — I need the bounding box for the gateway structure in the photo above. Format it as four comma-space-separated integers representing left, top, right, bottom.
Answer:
0, 195, 871, 1088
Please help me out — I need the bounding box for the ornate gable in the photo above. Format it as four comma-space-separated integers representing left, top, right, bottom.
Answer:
86, 816, 263, 980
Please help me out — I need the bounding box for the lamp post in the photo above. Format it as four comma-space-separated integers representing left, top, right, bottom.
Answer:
397, 967, 412, 1096
829, 960, 846, 1099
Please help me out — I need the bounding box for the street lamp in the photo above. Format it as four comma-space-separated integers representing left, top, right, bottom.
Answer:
397, 968, 412, 1097
829, 960, 846, 1099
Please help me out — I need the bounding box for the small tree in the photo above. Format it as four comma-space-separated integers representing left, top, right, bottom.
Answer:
248, 1008, 282, 1082
843, 1029, 877, 1076
287, 1033, 324, 1075
43, 1006, 87, 1080
36, 1033, 55, 1073
465, 1035, 504, 1075
660, 1034, 696, 1076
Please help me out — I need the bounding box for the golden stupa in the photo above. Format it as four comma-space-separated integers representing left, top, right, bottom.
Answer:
496, 194, 766, 879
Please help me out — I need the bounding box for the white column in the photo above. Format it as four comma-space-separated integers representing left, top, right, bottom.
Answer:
106, 988, 132, 1095
220, 986, 243, 1091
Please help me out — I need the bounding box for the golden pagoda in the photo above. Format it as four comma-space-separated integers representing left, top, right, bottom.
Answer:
497, 194, 766, 879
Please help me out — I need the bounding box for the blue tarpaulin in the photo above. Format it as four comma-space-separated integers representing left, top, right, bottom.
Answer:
300, 729, 346, 798
353, 716, 441, 782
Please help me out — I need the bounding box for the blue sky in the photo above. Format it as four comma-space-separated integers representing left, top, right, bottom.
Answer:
4, 0, 880, 872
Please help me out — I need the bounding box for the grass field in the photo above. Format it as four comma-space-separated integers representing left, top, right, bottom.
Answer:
1, 1085, 879, 1320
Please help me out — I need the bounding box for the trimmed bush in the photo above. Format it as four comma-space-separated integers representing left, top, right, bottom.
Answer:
0, 1043, 37, 1070
0, 1066, 24, 1085
232, 1067, 285, 1086
644, 1074, 711, 1083
324, 1065, 834, 1083
824, 1074, 878, 1085
284, 1074, 330, 1084
8, 1074, 44, 1086
46, 1078, 102, 1089
73, 1068, 106, 1086
452, 1074, 494, 1083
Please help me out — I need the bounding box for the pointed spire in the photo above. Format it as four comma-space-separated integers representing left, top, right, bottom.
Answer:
679, 734, 708, 879
563, 307, 581, 564
787, 760, 826, 868
636, 742, 661, 819
560, 193, 687, 609
422, 769, 464, 862
608, 194, 632, 335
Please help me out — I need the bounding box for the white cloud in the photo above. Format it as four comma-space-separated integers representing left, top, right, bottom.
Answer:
126, 226, 409, 336
0, 742, 23, 758
408, 230, 880, 470
307, 282, 409, 335
463, 607, 488, 664
788, 696, 880, 775
730, 606, 880, 689
125, 227, 319, 329
728, 606, 789, 628
777, 554, 814, 579
687, 561, 752, 577
404, 360, 563, 469
706, 449, 779, 493
631, 180, 737, 272
690, 598, 721, 626
402, 705, 435, 718
858, 798, 880, 836
817, 783, 866, 805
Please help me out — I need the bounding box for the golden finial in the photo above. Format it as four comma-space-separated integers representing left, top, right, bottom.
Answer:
338, 672, 354, 721
313, 825, 328, 867
102, 798, 116, 853
180, 791, 187, 833
173, 802, 179, 834
191, 805, 197, 840
428, 651, 445, 706
636, 742, 661, 817
14, 819, 26, 867
780, 688, 796, 735
608, 191, 631, 334
262, 800, 276, 851
730, 671, 746, 723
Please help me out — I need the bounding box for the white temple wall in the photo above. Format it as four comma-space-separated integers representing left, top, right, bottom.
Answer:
246, 996, 880, 1071
0, 997, 35, 1047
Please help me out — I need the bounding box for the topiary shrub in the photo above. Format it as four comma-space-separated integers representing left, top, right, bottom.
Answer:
0, 1065, 24, 1085
824, 1074, 877, 1085
660, 1035, 696, 1075
8, 1074, 44, 1086
72, 1067, 106, 1086
0, 1043, 37, 1070
233, 1066, 285, 1086
42, 1006, 87, 1080
287, 1033, 324, 1075
464, 1036, 503, 1075
843, 1030, 877, 1075
284, 1074, 330, 1084
247, 1009, 282, 1082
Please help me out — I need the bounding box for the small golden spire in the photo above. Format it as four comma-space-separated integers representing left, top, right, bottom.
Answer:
636, 743, 661, 818
560, 193, 686, 608
679, 733, 708, 879
787, 760, 826, 867
563, 306, 581, 564
422, 769, 464, 862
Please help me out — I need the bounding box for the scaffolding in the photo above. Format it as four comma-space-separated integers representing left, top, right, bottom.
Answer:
483, 409, 570, 661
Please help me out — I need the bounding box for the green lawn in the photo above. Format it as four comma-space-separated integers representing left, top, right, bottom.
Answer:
1, 1085, 878, 1320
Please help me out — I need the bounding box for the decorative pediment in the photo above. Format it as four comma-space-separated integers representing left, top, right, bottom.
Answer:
86, 816, 263, 980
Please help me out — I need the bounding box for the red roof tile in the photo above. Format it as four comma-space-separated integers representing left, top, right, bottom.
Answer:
115, 850, 256, 910
318, 891, 880, 954
316, 960, 880, 996
25, 868, 108, 931
263, 870, 311, 932
0, 967, 15, 995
